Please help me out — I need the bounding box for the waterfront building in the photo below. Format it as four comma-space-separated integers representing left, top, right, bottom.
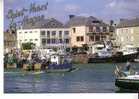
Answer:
17, 18, 70, 50
4, 30, 17, 53
116, 18, 139, 48
65, 15, 111, 47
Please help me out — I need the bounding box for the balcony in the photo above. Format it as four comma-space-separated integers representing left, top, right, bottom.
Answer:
87, 32, 109, 36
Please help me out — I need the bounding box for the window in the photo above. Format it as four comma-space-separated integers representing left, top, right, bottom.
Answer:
35, 39, 38, 41
47, 31, 50, 37
65, 39, 69, 44
41, 31, 45, 36
42, 38, 46, 45
89, 27, 93, 32
64, 31, 69, 36
52, 31, 56, 36
59, 31, 62, 37
76, 36, 84, 42
30, 39, 33, 41
59, 39, 63, 43
92, 20, 100, 23
95, 36, 100, 41
81, 36, 84, 41
52, 39, 56, 44
96, 27, 100, 32
47, 39, 50, 44
89, 36, 94, 41
103, 27, 107, 32
73, 28, 76, 33
77, 37, 80, 41
101, 36, 106, 40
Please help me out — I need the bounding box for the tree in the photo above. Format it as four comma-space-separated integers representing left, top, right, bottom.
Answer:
22, 42, 35, 50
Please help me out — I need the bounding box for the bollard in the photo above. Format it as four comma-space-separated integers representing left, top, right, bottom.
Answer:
34, 63, 41, 71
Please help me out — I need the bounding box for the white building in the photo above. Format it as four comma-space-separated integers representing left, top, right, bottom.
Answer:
17, 18, 71, 50
17, 29, 40, 49
116, 18, 139, 48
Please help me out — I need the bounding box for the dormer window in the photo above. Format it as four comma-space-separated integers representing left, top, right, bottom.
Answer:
96, 26, 100, 32
92, 20, 100, 23
73, 28, 76, 33
103, 27, 107, 32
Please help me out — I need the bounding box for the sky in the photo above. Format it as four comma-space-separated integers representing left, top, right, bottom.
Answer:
4, 0, 139, 30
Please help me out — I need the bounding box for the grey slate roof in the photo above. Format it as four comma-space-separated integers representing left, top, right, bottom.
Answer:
22, 18, 64, 29
65, 16, 109, 27
22, 15, 109, 29
117, 18, 139, 28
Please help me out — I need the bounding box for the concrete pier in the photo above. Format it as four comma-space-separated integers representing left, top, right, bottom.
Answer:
72, 53, 89, 64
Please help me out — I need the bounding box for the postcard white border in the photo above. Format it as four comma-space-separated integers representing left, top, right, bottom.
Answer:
0, 0, 138, 99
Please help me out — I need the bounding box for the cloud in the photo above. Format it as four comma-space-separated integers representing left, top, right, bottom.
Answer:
79, 13, 90, 17
5, 0, 16, 4
54, 0, 65, 3
64, 4, 80, 13
107, 0, 116, 8
102, 0, 139, 19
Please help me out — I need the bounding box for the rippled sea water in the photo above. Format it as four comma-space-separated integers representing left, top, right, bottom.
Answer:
4, 63, 139, 93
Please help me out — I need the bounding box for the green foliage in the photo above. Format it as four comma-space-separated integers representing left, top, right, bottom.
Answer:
22, 42, 35, 50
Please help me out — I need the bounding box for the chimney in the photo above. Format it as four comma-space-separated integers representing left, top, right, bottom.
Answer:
110, 20, 114, 26
69, 15, 75, 19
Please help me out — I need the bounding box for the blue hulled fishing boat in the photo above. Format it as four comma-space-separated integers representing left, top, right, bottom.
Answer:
46, 54, 74, 73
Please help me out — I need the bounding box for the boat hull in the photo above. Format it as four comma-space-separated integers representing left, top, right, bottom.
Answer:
46, 62, 73, 73
88, 52, 138, 63
46, 68, 75, 73
115, 78, 139, 90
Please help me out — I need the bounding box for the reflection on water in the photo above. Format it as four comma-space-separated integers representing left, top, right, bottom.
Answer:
4, 63, 139, 93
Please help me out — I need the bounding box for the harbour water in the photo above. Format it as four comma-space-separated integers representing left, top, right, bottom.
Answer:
4, 63, 139, 93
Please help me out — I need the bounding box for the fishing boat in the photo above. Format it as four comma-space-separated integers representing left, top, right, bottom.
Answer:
5, 53, 17, 69
46, 54, 74, 73
88, 43, 139, 63
88, 51, 138, 63
114, 65, 139, 91
115, 75, 139, 90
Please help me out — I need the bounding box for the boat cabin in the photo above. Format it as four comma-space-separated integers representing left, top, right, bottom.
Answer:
50, 54, 60, 64
89, 44, 105, 54
50, 54, 71, 65
119, 45, 138, 55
